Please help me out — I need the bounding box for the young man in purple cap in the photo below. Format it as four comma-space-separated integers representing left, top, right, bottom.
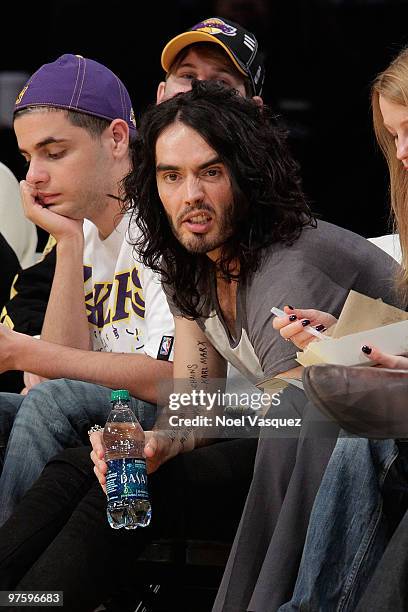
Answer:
0, 53, 175, 525
0, 18, 266, 527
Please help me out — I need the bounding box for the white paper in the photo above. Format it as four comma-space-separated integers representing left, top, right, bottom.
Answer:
297, 319, 408, 367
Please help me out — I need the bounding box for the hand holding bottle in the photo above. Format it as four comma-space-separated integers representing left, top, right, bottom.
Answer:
89, 426, 193, 493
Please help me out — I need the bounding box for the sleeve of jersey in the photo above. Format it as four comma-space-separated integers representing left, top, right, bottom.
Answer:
140, 265, 175, 362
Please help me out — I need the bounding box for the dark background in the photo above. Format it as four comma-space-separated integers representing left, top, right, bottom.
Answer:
2, 0, 408, 244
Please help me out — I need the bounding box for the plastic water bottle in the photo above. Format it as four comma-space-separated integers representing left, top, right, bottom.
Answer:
104, 389, 151, 529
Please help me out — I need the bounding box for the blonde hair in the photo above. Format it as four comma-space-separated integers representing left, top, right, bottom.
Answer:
372, 47, 408, 299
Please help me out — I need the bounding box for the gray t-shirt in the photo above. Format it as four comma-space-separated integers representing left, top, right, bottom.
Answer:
167, 221, 404, 384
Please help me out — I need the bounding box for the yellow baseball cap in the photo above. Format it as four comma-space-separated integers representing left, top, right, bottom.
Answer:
161, 17, 265, 96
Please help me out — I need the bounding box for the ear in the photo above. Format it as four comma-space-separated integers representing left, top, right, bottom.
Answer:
108, 119, 129, 158
252, 95, 263, 109
156, 81, 167, 104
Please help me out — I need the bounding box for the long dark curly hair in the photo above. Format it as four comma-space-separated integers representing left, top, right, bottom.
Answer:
123, 80, 314, 319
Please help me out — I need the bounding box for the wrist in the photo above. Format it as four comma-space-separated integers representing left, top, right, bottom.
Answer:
4, 330, 34, 371
56, 233, 84, 250
153, 427, 195, 455
179, 430, 195, 453
165, 428, 195, 454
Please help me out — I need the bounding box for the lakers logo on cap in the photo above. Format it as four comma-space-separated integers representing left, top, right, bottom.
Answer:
15, 86, 28, 105
192, 18, 237, 37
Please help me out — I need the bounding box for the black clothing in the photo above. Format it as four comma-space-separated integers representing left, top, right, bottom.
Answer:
0, 439, 258, 611
0, 246, 55, 392
0, 233, 20, 313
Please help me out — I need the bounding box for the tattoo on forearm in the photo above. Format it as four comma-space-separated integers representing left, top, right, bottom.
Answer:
160, 339, 219, 451
196, 340, 209, 385
187, 363, 198, 390
166, 427, 193, 450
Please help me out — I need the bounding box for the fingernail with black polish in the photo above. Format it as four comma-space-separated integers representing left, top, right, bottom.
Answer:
362, 345, 372, 355
287, 305, 294, 310
315, 324, 326, 332
301, 319, 311, 327
289, 315, 297, 321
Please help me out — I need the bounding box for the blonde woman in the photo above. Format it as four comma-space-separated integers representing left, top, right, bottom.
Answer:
274, 46, 408, 612
275, 48, 408, 355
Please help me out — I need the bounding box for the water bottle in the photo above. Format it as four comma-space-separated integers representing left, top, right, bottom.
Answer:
104, 389, 152, 529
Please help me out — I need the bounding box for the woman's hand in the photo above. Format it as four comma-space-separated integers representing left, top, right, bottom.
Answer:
361, 344, 408, 370
272, 306, 337, 350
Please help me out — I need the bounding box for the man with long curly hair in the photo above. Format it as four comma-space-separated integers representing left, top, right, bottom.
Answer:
92, 80, 403, 610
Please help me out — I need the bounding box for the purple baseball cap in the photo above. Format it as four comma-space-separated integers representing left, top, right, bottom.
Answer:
14, 54, 136, 133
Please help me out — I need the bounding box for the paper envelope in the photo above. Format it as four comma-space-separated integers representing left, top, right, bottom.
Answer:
297, 319, 408, 367
297, 290, 408, 367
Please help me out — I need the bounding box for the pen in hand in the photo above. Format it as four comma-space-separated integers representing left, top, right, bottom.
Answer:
270, 307, 328, 340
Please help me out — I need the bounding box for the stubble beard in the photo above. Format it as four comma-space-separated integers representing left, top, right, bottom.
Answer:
168, 201, 235, 254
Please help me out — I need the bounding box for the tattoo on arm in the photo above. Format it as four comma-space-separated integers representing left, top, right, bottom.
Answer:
196, 340, 209, 385
159, 339, 220, 452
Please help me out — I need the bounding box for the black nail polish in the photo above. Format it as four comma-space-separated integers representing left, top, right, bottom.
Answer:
315, 324, 326, 332
287, 305, 294, 310
362, 345, 372, 355
301, 319, 311, 327
289, 315, 297, 322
